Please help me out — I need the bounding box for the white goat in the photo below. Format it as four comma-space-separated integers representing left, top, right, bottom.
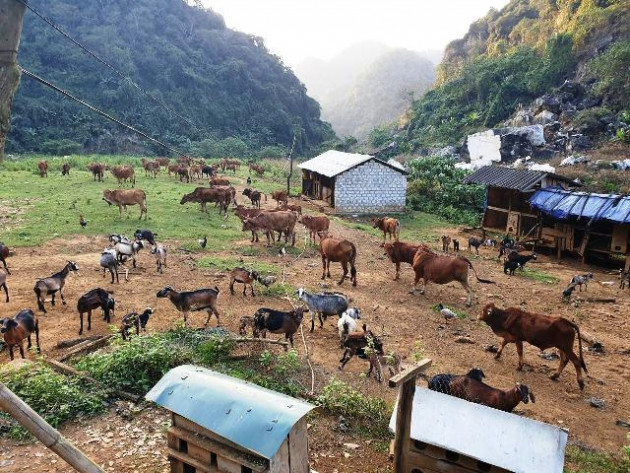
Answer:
337, 307, 362, 346
150, 245, 167, 273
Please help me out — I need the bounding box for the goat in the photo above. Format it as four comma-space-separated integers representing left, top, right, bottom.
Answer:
109, 234, 131, 245
238, 315, 260, 337
506, 252, 537, 269
337, 307, 362, 347
367, 351, 403, 383
229, 267, 272, 297
449, 377, 535, 413
120, 308, 154, 340
297, 287, 349, 332
427, 368, 486, 395
503, 260, 521, 276
562, 284, 577, 301
113, 240, 144, 268
156, 286, 221, 327
34, 261, 79, 313
0, 270, 9, 302
441, 235, 451, 252
339, 324, 384, 374
0, 242, 11, 274
318, 233, 357, 286
134, 229, 158, 247
570, 273, 593, 291
252, 306, 308, 347
468, 229, 486, 254
77, 288, 116, 335
1, 309, 40, 360
150, 246, 167, 273
100, 248, 120, 283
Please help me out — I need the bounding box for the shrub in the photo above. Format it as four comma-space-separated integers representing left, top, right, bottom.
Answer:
588, 41, 630, 110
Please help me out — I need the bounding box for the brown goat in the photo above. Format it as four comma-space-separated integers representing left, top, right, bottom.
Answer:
0, 242, 11, 275
77, 288, 116, 336
449, 377, 535, 413
319, 233, 357, 286
229, 267, 271, 296
238, 315, 261, 337
156, 286, 221, 327
252, 306, 308, 348
1, 309, 40, 360
480, 303, 587, 389
372, 217, 400, 243
412, 247, 494, 306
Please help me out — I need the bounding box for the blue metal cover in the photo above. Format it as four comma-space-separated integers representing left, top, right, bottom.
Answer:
145, 365, 314, 459
530, 187, 630, 223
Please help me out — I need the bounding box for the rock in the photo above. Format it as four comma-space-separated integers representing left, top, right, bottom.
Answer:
538, 351, 559, 360
534, 95, 562, 115
534, 110, 558, 125
454, 336, 475, 344
591, 342, 605, 353
559, 80, 585, 99
589, 397, 605, 409
615, 420, 630, 428
569, 134, 593, 151
343, 443, 360, 450
485, 344, 498, 353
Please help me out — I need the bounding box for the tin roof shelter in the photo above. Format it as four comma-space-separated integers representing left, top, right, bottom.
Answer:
298, 150, 407, 214
146, 365, 315, 473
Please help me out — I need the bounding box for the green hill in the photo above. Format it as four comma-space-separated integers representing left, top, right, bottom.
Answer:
7, 0, 334, 157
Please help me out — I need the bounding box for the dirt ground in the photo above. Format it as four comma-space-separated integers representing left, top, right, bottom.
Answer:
1, 182, 630, 472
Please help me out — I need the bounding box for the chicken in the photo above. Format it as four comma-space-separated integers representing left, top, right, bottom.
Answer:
198, 236, 207, 249
79, 215, 88, 229
436, 303, 457, 323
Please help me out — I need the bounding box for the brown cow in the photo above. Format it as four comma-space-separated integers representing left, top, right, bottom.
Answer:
0, 243, 11, 275
103, 189, 147, 220
243, 211, 298, 246
177, 165, 190, 183
167, 162, 179, 176
300, 215, 330, 243
88, 163, 105, 181
249, 163, 265, 177
61, 163, 71, 176
383, 241, 425, 280
271, 190, 288, 206
142, 159, 160, 178
372, 217, 400, 244
480, 303, 588, 390
319, 233, 357, 286
280, 203, 302, 215
111, 165, 136, 187
411, 247, 494, 306
37, 160, 48, 177
242, 188, 265, 208
156, 157, 170, 167
210, 176, 230, 187
180, 187, 233, 215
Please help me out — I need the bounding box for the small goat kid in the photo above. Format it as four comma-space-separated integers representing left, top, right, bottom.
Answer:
34, 261, 79, 313
156, 286, 221, 327
1, 309, 40, 360
337, 307, 362, 346
229, 267, 272, 296
150, 246, 167, 273
120, 308, 154, 340
100, 248, 120, 283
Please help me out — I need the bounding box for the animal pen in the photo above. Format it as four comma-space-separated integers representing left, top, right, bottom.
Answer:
389, 360, 568, 473
146, 365, 315, 473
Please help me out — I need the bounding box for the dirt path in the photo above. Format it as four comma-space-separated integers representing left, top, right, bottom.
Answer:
1, 184, 629, 471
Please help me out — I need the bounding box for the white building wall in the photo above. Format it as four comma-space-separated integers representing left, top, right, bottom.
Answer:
335, 160, 407, 214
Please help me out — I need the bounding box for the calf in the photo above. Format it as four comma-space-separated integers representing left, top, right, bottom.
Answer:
300, 215, 330, 243
252, 306, 308, 347
480, 303, 587, 389
452, 239, 460, 252
77, 288, 116, 335
270, 190, 288, 206
449, 377, 535, 413
383, 241, 424, 281
88, 162, 105, 181
242, 188, 264, 208
61, 163, 71, 176
210, 176, 230, 186
569, 273, 593, 291
38, 160, 48, 177
372, 217, 400, 244
1, 309, 40, 360
319, 233, 357, 286
120, 308, 154, 340
427, 368, 486, 395
441, 235, 451, 252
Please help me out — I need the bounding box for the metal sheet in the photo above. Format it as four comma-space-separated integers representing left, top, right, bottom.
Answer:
389, 387, 568, 473
463, 166, 578, 191
298, 150, 407, 178
146, 365, 314, 460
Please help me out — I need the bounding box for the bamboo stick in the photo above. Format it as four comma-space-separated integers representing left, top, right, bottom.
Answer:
0, 383, 105, 472
58, 336, 112, 362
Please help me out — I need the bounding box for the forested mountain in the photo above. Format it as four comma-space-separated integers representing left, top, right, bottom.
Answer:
295, 43, 437, 139
388, 0, 630, 153
7, 0, 335, 156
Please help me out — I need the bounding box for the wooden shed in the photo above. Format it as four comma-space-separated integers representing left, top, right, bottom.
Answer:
146, 365, 315, 473
298, 150, 407, 214
463, 165, 579, 240
389, 360, 568, 473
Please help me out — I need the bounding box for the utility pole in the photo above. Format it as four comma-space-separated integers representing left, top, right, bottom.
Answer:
0, 0, 26, 163
286, 122, 300, 196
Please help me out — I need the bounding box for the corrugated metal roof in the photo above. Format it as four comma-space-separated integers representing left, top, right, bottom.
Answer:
390, 387, 568, 473
298, 150, 407, 177
530, 187, 630, 223
146, 365, 314, 459
463, 165, 579, 191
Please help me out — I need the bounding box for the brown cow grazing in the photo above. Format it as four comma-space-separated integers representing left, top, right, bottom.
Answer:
61, 163, 71, 176
383, 241, 425, 280
411, 247, 494, 306
319, 233, 357, 286
141, 159, 160, 178
38, 160, 48, 177
271, 190, 288, 206
181, 187, 232, 215
441, 235, 451, 252
88, 162, 105, 181
480, 303, 588, 390
111, 165, 136, 187
449, 377, 535, 413
372, 217, 400, 244
103, 189, 147, 220
210, 176, 230, 187
300, 215, 330, 243
0, 242, 11, 275
249, 163, 265, 177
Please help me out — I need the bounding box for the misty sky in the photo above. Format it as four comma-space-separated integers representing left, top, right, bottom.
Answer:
202, 1, 511, 67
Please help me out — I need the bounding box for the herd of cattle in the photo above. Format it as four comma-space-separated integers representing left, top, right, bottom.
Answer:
0, 156, 605, 418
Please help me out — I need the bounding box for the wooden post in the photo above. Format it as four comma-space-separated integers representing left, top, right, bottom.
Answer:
0, 0, 26, 162
0, 383, 105, 472
388, 358, 432, 473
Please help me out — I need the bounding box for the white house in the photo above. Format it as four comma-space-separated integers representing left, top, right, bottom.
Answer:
298, 150, 407, 214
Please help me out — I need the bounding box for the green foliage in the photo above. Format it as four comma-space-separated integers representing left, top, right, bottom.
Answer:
588, 41, 630, 110
564, 442, 630, 473
519, 267, 560, 285
7, 0, 335, 156
0, 364, 105, 438
316, 378, 390, 438
196, 255, 278, 275
406, 157, 484, 226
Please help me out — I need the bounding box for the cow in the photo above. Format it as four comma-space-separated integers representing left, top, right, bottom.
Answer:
271, 190, 288, 206
210, 176, 230, 187
411, 247, 494, 306
480, 303, 587, 390
249, 163, 265, 177
176, 165, 190, 183
441, 235, 451, 252
300, 215, 330, 243
110, 165, 136, 187
180, 187, 232, 215
37, 160, 48, 177
88, 163, 105, 181
167, 162, 179, 176
141, 159, 160, 178
103, 189, 147, 220
372, 217, 400, 244
242, 211, 298, 246
242, 188, 265, 209
61, 163, 71, 176
319, 233, 357, 286
383, 241, 425, 281
155, 157, 170, 168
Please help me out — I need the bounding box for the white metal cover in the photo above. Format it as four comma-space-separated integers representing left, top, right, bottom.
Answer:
298, 150, 373, 178
389, 387, 568, 473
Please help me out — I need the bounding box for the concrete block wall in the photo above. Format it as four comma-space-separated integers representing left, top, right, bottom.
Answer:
335, 160, 407, 214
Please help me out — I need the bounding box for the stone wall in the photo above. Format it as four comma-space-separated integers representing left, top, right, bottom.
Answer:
335, 160, 407, 214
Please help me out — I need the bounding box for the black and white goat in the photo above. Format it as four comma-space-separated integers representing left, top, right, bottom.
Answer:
337, 307, 362, 346
569, 273, 593, 292
150, 246, 167, 273
120, 307, 154, 340
113, 239, 144, 268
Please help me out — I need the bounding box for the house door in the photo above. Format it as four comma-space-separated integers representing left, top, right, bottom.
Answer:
507, 212, 520, 235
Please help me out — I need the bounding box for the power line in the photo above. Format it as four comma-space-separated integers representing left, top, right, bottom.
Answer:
15, 0, 202, 133
19, 66, 185, 156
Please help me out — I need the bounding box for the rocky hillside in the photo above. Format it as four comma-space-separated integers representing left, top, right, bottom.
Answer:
389, 0, 630, 156
296, 43, 436, 139
8, 0, 334, 156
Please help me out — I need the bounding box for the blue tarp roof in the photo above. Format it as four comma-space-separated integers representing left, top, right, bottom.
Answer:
530, 187, 630, 224
146, 365, 314, 459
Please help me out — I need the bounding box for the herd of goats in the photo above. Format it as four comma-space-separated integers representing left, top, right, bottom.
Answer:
1, 156, 626, 417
